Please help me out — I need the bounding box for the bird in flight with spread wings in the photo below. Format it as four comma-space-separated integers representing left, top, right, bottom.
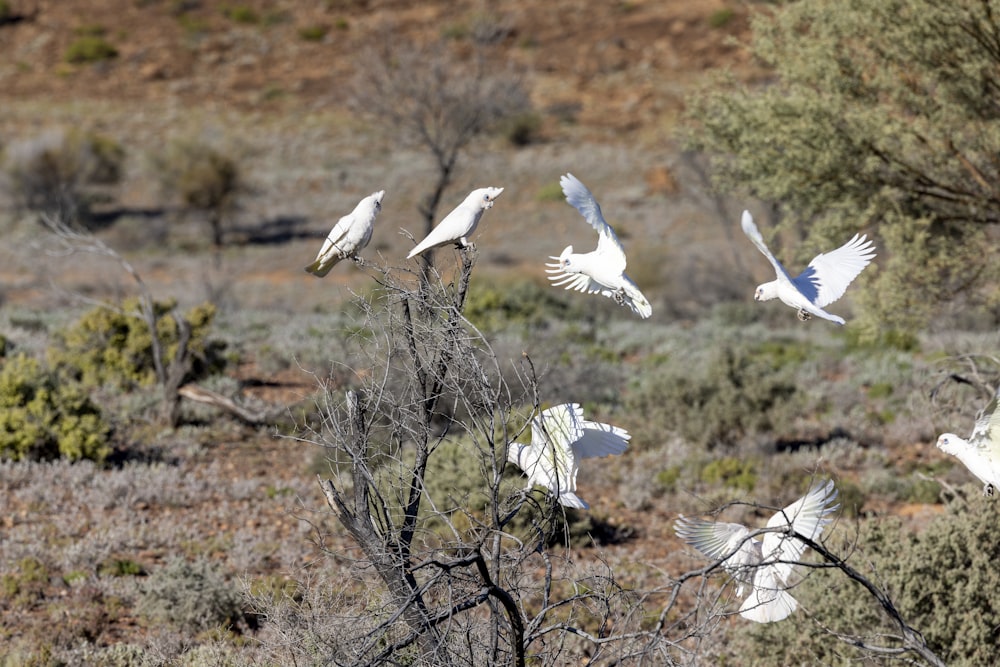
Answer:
507, 403, 630, 510
937, 386, 1000, 496
305, 190, 385, 277
741, 211, 876, 325
406, 187, 504, 259
545, 173, 652, 319
674, 479, 839, 623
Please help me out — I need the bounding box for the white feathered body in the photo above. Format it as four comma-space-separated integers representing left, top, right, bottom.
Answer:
937, 389, 1000, 494
305, 190, 384, 277
407, 187, 504, 258
546, 173, 652, 319
507, 403, 629, 509
741, 211, 876, 325
675, 479, 839, 623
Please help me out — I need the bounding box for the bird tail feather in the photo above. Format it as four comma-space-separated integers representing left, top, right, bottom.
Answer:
305, 258, 337, 277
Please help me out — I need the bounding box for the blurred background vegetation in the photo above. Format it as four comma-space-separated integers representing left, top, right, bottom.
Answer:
1, 0, 999, 664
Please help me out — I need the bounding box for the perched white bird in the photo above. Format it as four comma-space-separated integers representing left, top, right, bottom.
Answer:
937, 387, 1000, 496
304, 190, 385, 277
674, 479, 839, 623
741, 211, 876, 325
406, 187, 504, 259
545, 173, 652, 319
507, 403, 630, 510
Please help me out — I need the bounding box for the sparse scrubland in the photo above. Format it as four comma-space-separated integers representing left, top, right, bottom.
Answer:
1, 0, 1000, 665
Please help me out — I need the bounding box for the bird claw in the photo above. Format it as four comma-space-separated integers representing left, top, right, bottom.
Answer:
984, 483, 995, 497
613, 289, 627, 306
797, 309, 812, 322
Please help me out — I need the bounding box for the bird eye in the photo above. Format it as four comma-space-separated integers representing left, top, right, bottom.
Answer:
483, 194, 490, 201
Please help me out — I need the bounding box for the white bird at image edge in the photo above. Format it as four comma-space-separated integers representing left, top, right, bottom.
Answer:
407, 187, 504, 258
674, 479, 839, 623
305, 190, 385, 277
545, 173, 652, 318
937, 386, 1000, 496
741, 210, 875, 325
507, 403, 630, 509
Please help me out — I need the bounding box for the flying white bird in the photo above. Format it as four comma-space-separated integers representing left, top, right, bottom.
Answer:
674, 479, 839, 623
507, 403, 630, 510
545, 173, 652, 319
406, 187, 504, 259
304, 190, 385, 277
937, 387, 1000, 496
741, 211, 876, 325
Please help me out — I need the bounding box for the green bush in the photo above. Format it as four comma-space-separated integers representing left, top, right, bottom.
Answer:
64, 35, 119, 64
298, 24, 327, 41
137, 557, 244, 632
700, 456, 757, 492
0, 353, 111, 462
464, 280, 576, 332
48, 298, 224, 390
627, 343, 802, 449
222, 5, 258, 24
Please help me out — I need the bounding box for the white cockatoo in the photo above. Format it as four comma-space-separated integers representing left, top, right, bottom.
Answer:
545, 173, 652, 319
741, 211, 876, 325
937, 387, 1000, 496
674, 479, 839, 623
406, 187, 504, 258
507, 403, 630, 510
305, 190, 385, 277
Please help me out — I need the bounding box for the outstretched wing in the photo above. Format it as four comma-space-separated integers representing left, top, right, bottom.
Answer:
573, 409, 630, 459
741, 210, 793, 282
561, 173, 627, 272
969, 388, 1000, 476
795, 234, 876, 308
761, 479, 839, 585
530, 403, 586, 497
675, 516, 760, 591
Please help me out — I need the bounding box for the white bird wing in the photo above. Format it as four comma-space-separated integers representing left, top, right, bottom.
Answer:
792, 234, 876, 308
760, 479, 838, 585
967, 389, 1000, 479
572, 411, 630, 459
674, 516, 760, 592
561, 173, 627, 273
305, 190, 383, 276
528, 403, 586, 504
741, 210, 794, 283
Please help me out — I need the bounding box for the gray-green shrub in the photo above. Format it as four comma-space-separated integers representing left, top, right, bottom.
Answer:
137, 557, 244, 633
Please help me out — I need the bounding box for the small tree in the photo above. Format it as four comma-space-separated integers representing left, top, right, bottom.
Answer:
685, 0, 1000, 334
349, 27, 531, 271
153, 138, 244, 257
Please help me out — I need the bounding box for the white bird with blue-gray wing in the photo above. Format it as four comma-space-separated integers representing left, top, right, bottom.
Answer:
545, 173, 652, 319
406, 187, 504, 258
674, 479, 839, 623
507, 403, 630, 510
305, 190, 385, 277
741, 210, 875, 325
937, 386, 1000, 496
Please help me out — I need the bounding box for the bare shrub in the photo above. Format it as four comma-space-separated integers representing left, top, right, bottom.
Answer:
2, 128, 124, 223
